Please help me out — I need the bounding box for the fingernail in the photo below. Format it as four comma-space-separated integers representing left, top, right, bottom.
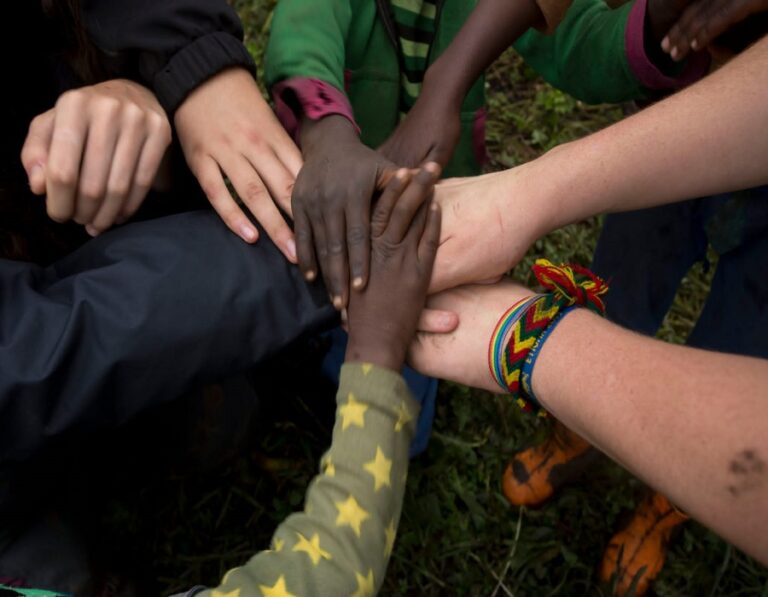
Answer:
85, 224, 99, 237
691, 39, 699, 50
661, 36, 670, 52
424, 161, 441, 176
395, 168, 409, 180
340, 309, 348, 324
352, 276, 363, 289
240, 225, 258, 242
286, 239, 297, 262
333, 296, 343, 310
305, 270, 316, 282
670, 46, 679, 60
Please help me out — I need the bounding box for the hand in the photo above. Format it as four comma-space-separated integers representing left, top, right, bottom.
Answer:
659, 0, 768, 60
429, 167, 546, 293
377, 88, 461, 170
408, 281, 535, 392
174, 67, 302, 261
21, 79, 171, 236
346, 167, 442, 371
293, 115, 398, 309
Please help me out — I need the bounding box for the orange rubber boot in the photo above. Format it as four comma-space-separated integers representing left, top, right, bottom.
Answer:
502, 420, 597, 506
600, 492, 689, 596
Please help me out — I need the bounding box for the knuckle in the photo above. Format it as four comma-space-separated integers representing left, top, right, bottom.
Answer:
241, 180, 267, 204
121, 102, 146, 126
346, 225, 368, 245
79, 180, 106, 203
328, 240, 345, 256
47, 163, 76, 186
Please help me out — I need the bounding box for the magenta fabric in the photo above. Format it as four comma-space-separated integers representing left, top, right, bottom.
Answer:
272, 77, 359, 142
625, 0, 710, 91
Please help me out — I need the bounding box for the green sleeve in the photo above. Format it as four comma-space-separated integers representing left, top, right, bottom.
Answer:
513, 0, 647, 104
264, 0, 352, 92
200, 363, 419, 597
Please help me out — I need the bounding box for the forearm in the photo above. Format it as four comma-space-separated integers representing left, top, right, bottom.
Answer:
201, 364, 418, 596
424, 0, 542, 108
535, 310, 768, 563
520, 34, 768, 232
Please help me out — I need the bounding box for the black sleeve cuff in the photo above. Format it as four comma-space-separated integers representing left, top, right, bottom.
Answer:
152, 31, 257, 115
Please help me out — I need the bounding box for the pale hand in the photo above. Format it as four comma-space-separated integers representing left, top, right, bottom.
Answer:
21, 79, 172, 236
408, 281, 535, 392
174, 67, 303, 261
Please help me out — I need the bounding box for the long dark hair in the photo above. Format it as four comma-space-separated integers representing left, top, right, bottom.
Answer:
41, 0, 106, 83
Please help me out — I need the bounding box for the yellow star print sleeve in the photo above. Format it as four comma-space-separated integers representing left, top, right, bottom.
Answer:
199, 362, 419, 597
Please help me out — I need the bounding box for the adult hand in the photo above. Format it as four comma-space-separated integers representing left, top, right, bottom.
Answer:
174, 67, 302, 261
346, 166, 442, 371
660, 0, 768, 60
21, 79, 171, 236
377, 88, 461, 170
429, 167, 547, 293
293, 115, 399, 309
408, 281, 534, 392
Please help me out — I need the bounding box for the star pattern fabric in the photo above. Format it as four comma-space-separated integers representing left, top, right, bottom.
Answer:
292, 533, 332, 565
363, 446, 393, 491
198, 364, 419, 597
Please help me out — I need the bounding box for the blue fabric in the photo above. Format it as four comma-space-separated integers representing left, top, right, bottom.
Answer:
591, 186, 768, 357
320, 327, 438, 457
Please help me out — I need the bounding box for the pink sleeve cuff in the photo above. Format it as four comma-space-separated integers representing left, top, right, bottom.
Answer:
272, 77, 359, 143
625, 0, 710, 91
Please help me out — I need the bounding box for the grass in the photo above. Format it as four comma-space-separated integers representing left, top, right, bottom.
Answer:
94, 2, 767, 595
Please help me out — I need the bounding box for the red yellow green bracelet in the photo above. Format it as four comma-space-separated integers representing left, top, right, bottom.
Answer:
488, 259, 609, 415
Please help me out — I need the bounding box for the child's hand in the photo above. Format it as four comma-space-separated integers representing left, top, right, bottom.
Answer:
293, 115, 397, 309
658, 0, 768, 60
378, 89, 461, 170
345, 165, 441, 371
21, 79, 171, 236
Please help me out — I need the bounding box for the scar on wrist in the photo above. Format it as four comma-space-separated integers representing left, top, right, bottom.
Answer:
726, 449, 766, 497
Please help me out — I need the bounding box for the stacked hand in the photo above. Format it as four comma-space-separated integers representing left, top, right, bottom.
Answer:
174, 67, 303, 261
22, 79, 172, 236
346, 167, 443, 371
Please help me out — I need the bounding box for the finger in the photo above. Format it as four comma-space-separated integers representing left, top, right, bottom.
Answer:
385, 162, 440, 244
418, 201, 442, 269
691, 0, 756, 50
346, 198, 371, 292
272, 130, 304, 179
228, 155, 297, 261
119, 115, 172, 223
417, 307, 459, 334
324, 209, 349, 310
21, 110, 55, 195
371, 168, 411, 237
87, 120, 147, 235
75, 106, 121, 225
294, 207, 318, 282
45, 96, 89, 222
194, 155, 259, 243
245, 146, 296, 219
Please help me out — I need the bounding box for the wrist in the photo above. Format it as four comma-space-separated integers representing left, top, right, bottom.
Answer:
345, 338, 404, 373
301, 114, 360, 156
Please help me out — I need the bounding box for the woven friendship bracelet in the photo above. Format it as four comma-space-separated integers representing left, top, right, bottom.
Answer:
501, 260, 609, 415
488, 294, 543, 390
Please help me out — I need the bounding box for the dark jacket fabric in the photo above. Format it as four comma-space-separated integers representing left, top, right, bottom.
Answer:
80, 0, 257, 113
0, 211, 337, 465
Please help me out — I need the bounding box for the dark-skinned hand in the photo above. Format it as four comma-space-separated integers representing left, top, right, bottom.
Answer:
377, 85, 461, 170
345, 166, 441, 371
293, 115, 397, 309
658, 0, 768, 61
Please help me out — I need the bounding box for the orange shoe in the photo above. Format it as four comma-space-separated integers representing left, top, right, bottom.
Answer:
502, 420, 597, 506
600, 492, 689, 596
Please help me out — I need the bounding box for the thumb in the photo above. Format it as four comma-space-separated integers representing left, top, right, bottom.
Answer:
21, 110, 55, 195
